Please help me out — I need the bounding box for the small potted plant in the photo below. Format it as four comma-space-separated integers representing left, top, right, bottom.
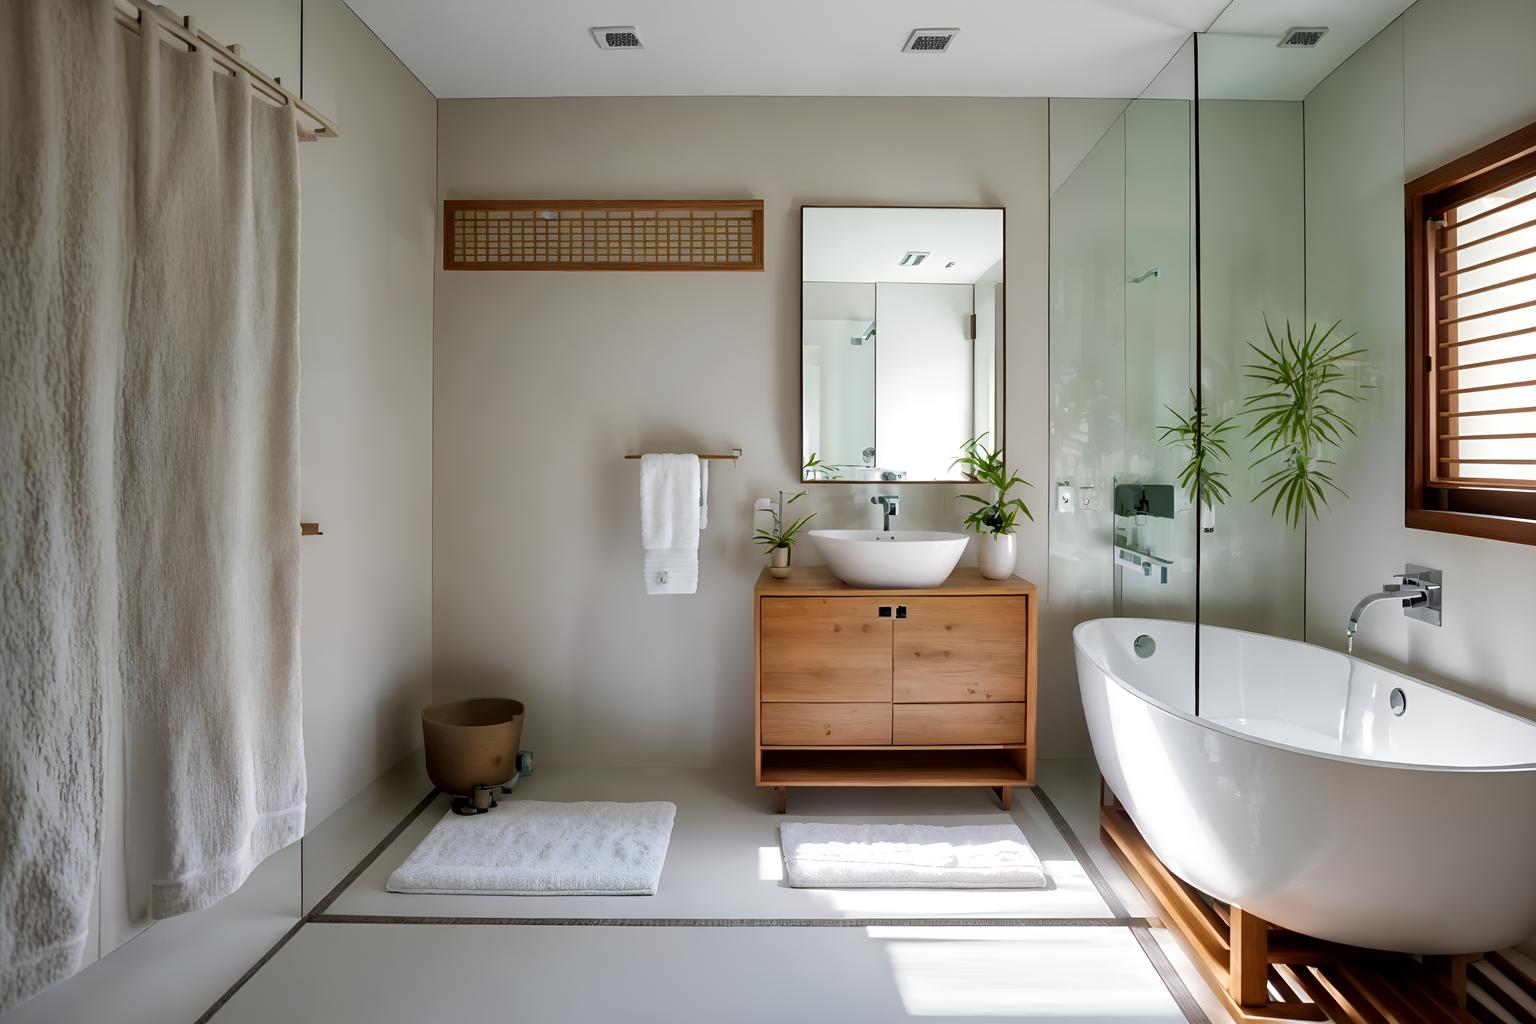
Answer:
755, 489, 815, 580
952, 434, 1033, 580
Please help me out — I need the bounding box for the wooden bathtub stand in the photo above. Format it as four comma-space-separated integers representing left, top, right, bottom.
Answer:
1098, 794, 1536, 1024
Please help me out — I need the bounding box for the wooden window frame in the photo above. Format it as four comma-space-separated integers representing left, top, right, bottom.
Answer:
1405, 118, 1536, 546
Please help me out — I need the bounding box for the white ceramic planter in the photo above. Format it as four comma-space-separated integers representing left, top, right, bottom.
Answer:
769, 545, 791, 580
977, 532, 1017, 580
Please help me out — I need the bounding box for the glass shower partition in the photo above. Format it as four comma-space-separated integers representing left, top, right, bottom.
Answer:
1049, 39, 1200, 724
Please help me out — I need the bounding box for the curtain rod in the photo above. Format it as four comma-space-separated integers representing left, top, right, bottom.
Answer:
113, 0, 339, 141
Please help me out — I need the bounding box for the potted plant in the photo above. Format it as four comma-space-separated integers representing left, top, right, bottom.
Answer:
754, 489, 815, 579
952, 435, 1033, 580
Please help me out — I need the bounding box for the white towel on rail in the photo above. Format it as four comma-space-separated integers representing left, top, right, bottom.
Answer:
640, 454, 700, 595
117, 24, 305, 920
0, 0, 126, 1010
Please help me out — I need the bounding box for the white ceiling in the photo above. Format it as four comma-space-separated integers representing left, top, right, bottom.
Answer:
343, 0, 1233, 100
1198, 0, 1416, 100
802, 208, 1003, 285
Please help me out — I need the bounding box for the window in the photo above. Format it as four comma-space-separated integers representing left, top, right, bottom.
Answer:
1406, 119, 1536, 545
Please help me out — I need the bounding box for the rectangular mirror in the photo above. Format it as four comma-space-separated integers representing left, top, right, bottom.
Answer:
801, 206, 1004, 482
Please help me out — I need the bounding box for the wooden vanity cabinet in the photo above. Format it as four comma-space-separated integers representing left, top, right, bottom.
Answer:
754, 567, 1037, 813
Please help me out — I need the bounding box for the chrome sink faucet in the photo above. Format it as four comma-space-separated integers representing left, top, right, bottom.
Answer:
1346, 564, 1443, 654
872, 494, 901, 531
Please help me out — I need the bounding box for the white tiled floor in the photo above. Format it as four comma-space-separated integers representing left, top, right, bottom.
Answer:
328, 765, 1117, 921
196, 759, 1215, 1023
213, 923, 1191, 1024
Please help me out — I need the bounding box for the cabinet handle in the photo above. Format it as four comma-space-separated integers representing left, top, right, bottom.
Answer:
896, 605, 908, 619
878, 606, 892, 617
824, 723, 832, 735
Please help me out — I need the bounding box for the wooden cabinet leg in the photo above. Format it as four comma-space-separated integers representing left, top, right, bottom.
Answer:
1229, 907, 1269, 1008
993, 785, 1012, 810
775, 786, 787, 814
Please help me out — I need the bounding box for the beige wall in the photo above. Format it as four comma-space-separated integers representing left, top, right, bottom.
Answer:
2, 2, 437, 1020
1304, 0, 1536, 720
432, 97, 1065, 765
296, 0, 436, 834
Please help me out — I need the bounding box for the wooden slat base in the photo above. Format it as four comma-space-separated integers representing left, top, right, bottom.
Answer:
1098, 802, 1536, 1024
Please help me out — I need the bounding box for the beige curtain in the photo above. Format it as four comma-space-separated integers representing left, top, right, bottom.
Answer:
119, 9, 304, 921
0, 0, 304, 1009
0, 0, 127, 1011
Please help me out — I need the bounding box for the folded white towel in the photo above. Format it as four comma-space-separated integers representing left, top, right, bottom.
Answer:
698, 459, 709, 531
640, 454, 700, 595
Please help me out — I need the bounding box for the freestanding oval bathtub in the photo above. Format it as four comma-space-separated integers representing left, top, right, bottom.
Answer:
1075, 617, 1536, 954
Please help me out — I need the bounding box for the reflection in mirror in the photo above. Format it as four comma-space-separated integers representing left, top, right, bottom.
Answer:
802, 207, 1004, 482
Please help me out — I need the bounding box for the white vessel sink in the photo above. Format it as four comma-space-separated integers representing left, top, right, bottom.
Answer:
807, 530, 968, 588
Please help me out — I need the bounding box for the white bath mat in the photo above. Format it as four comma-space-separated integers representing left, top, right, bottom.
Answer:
780, 822, 1046, 889
387, 800, 677, 896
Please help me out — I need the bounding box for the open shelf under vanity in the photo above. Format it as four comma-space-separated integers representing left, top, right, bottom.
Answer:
759, 748, 1030, 786
753, 567, 1038, 813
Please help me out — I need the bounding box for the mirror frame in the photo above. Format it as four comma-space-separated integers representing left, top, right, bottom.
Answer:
798, 204, 1007, 485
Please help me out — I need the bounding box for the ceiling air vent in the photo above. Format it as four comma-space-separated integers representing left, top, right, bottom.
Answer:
902, 28, 959, 54
592, 26, 644, 50
899, 251, 930, 267
1276, 26, 1328, 48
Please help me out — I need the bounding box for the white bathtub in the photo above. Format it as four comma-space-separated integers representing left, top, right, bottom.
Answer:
1075, 617, 1536, 954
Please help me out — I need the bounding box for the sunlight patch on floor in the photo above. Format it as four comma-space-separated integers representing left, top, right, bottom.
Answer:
810, 859, 1109, 918
872, 927, 1183, 1020
757, 845, 784, 881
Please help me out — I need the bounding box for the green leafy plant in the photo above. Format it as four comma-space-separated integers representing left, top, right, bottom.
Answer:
1242, 317, 1367, 527
1158, 391, 1236, 508
951, 434, 1034, 535
754, 490, 816, 552
802, 452, 840, 481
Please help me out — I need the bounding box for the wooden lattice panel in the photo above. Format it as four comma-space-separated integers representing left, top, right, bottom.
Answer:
443, 199, 764, 271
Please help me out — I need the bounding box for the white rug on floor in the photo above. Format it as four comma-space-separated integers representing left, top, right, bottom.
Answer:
780, 822, 1047, 889
387, 801, 677, 895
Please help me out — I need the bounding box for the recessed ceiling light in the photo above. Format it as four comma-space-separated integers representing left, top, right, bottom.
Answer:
1276, 26, 1328, 48
592, 26, 644, 50
899, 251, 930, 266
902, 28, 959, 54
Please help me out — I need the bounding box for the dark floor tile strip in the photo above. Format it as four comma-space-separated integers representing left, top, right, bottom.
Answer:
307, 788, 440, 917
309, 913, 1151, 928
191, 919, 305, 1024
1029, 784, 1130, 918
196, 788, 439, 1021
1032, 784, 1210, 1024
1131, 924, 1214, 1024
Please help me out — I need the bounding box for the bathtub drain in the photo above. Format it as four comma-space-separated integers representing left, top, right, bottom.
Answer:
1133, 635, 1156, 659
1389, 688, 1407, 716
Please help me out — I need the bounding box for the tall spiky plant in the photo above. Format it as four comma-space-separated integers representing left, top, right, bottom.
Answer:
1242, 317, 1367, 528
1158, 391, 1236, 508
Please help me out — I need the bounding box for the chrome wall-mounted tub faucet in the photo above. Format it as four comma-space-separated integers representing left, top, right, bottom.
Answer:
1346, 564, 1442, 654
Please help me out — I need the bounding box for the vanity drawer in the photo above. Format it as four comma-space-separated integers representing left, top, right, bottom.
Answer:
893, 596, 1028, 702
892, 702, 1026, 745
762, 702, 892, 746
